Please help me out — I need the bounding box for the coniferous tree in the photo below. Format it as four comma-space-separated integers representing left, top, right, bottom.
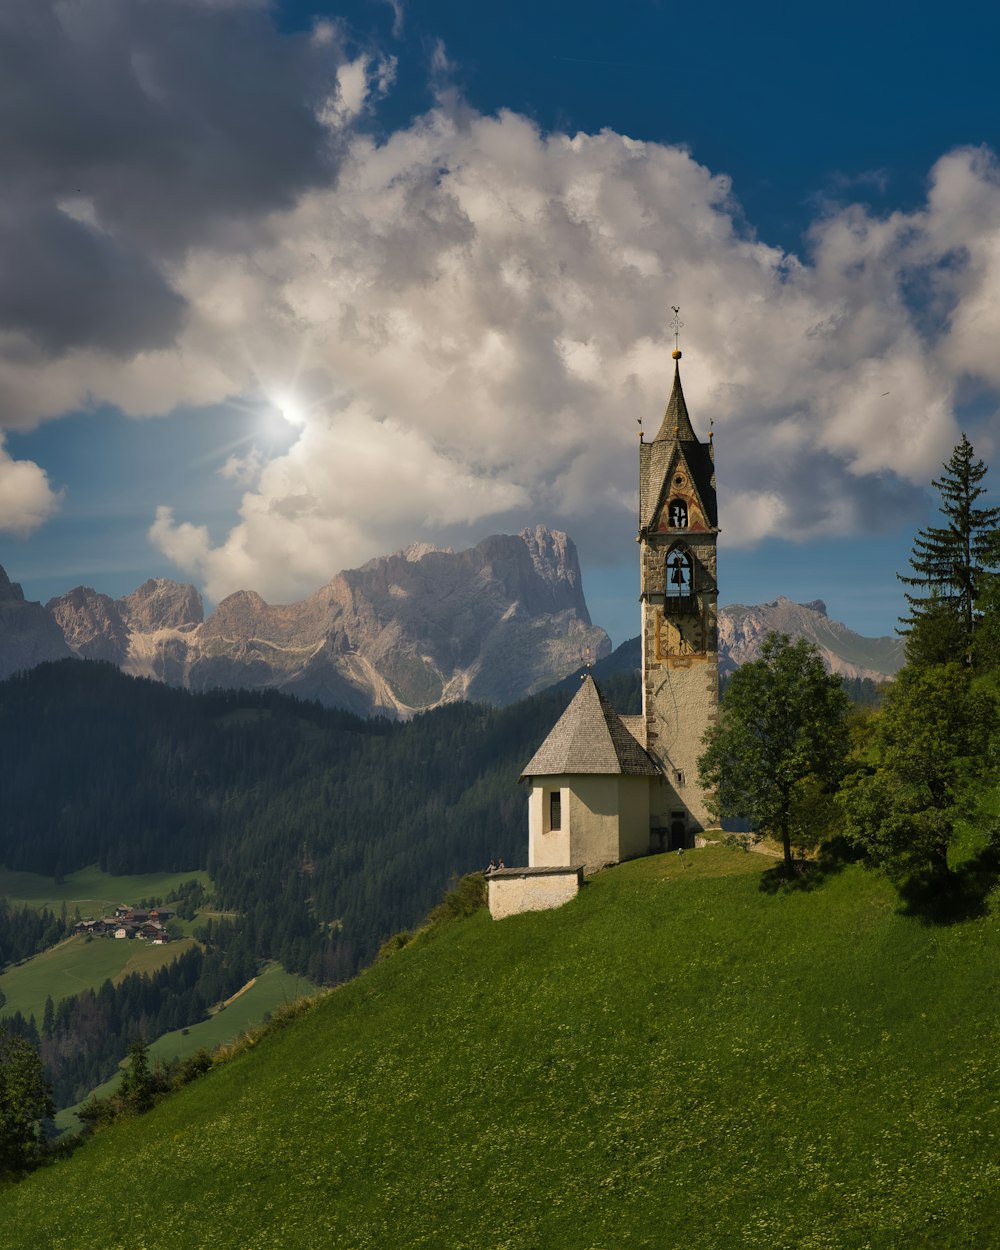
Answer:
898, 434, 1000, 660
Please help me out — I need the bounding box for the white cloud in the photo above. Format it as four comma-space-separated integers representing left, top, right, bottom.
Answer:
3, 25, 1000, 598
220, 447, 264, 486
125, 127, 1000, 593
0, 438, 61, 535
320, 53, 397, 128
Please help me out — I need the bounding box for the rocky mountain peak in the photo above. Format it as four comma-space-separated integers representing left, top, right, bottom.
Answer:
46, 586, 129, 664
401, 542, 449, 562
0, 567, 71, 679
0, 565, 24, 603
520, 526, 582, 592
120, 579, 203, 631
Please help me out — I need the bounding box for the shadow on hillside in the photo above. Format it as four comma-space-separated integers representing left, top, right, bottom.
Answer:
897, 846, 999, 925
757, 839, 856, 895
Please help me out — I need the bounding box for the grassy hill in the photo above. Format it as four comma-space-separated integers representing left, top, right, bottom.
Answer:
3, 847, 998, 1249
52, 962, 319, 1134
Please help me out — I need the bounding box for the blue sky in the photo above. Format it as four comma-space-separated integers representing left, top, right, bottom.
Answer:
3, 0, 1000, 646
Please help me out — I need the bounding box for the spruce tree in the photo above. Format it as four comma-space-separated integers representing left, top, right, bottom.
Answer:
898, 434, 1000, 658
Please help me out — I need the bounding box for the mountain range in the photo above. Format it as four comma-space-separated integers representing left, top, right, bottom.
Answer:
22, 527, 610, 716
0, 532, 903, 711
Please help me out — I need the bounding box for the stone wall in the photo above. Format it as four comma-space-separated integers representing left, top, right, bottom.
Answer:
488, 866, 584, 920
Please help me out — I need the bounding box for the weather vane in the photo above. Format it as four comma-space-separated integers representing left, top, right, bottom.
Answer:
669, 305, 683, 352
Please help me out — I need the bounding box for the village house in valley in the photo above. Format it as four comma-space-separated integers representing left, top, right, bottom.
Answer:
73, 904, 175, 944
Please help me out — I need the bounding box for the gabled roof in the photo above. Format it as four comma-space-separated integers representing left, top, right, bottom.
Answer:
520, 676, 660, 778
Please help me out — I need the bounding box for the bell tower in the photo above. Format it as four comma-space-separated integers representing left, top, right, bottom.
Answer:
637, 332, 719, 845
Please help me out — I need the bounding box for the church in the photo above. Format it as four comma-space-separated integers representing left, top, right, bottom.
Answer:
489, 346, 720, 920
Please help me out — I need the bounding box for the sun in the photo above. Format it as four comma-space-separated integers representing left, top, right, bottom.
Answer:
269, 391, 308, 427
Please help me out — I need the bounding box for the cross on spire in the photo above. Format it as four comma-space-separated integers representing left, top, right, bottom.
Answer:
669, 306, 684, 355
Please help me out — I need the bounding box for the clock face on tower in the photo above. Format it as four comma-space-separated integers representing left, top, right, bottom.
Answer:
657, 608, 707, 659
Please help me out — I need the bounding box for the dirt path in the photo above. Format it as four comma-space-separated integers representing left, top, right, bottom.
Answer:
221, 976, 258, 1008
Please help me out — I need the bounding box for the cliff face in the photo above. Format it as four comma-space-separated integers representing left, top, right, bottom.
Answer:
0, 567, 72, 679
41, 528, 611, 717
47, 586, 130, 663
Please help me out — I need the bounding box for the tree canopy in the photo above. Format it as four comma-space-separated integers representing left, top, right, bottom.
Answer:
839, 660, 998, 884
698, 634, 850, 874
0, 1028, 53, 1176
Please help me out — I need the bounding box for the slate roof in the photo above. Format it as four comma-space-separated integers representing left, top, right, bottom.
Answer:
652, 359, 697, 443
520, 675, 661, 778
639, 358, 718, 531
619, 714, 646, 747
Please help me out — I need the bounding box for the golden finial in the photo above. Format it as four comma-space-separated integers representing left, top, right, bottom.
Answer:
670, 306, 683, 359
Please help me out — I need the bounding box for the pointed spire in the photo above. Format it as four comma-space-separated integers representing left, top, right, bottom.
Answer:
653, 353, 697, 442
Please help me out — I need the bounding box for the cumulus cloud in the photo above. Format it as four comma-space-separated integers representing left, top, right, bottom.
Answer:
3, 6, 1000, 600
140, 117, 1000, 599
0, 439, 61, 536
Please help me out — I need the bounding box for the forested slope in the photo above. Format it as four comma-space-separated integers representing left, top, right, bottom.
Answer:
0, 660, 575, 978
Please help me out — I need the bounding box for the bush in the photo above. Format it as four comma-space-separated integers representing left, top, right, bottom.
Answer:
177, 1049, 214, 1086
424, 873, 487, 929
377, 931, 412, 961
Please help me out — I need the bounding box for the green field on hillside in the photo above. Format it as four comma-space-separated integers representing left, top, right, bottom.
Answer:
53, 963, 320, 1133
148, 963, 320, 1066
4, 847, 998, 1250
0, 865, 211, 916
0, 936, 198, 1024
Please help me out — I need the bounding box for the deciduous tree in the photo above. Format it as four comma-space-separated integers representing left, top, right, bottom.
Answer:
838, 662, 997, 882
698, 634, 850, 875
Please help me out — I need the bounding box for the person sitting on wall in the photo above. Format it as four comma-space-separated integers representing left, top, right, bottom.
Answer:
485, 858, 498, 875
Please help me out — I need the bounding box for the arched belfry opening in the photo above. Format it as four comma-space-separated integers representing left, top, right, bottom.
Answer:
665, 545, 694, 610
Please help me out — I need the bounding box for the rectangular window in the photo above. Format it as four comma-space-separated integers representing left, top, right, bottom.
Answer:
549, 791, 561, 831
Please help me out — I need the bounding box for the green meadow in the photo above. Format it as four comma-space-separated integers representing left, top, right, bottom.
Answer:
0, 936, 197, 1025
0, 864, 211, 917
3, 846, 998, 1250
53, 963, 319, 1134
147, 963, 320, 1066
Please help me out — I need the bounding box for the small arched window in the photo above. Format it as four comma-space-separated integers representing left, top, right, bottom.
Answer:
666, 548, 693, 597
668, 499, 688, 528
